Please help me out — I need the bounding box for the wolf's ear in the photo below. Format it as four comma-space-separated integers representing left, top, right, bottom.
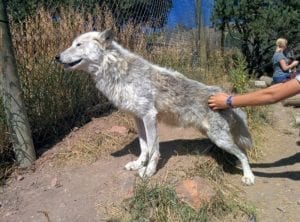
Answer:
96, 29, 114, 48
102, 29, 114, 42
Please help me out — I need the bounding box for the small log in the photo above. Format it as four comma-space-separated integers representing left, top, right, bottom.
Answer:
282, 94, 300, 107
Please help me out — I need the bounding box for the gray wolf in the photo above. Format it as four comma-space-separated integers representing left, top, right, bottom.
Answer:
56, 29, 255, 185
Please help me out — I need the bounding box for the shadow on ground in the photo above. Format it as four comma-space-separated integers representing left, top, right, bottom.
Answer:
251, 152, 300, 180
111, 137, 241, 175
112, 138, 300, 181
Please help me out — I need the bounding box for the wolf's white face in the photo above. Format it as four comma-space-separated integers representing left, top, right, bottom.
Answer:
56, 29, 113, 71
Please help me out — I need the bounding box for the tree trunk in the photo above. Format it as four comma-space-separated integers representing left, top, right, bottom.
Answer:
0, 0, 36, 167
219, 25, 225, 57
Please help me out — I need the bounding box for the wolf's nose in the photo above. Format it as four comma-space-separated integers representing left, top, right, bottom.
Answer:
55, 54, 60, 61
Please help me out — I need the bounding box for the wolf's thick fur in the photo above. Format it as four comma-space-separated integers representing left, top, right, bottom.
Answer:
56, 29, 255, 185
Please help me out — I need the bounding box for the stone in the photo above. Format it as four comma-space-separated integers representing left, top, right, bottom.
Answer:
259, 76, 273, 86
108, 126, 129, 136
254, 80, 267, 88
175, 177, 216, 209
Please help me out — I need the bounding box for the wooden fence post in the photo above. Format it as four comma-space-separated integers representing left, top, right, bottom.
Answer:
0, 1, 36, 167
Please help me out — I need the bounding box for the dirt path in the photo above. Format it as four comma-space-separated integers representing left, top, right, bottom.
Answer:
230, 104, 300, 222
0, 104, 299, 221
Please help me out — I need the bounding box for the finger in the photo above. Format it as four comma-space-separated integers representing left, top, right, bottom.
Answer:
208, 103, 216, 109
208, 97, 215, 102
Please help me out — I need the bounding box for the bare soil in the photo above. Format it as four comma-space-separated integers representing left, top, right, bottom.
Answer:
0, 103, 299, 222
230, 104, 300, 222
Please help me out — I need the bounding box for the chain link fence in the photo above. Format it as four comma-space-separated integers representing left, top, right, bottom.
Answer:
0, 1, 224, 171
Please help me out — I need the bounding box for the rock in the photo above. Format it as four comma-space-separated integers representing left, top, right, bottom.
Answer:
248, 214, 256, 222
175, 177, 216, 209
294, 114, 300, 126
50, 177, 62, 188
16, 175, 24, 181
108, 126, 129, 136
259, 76, 273, 86
254, 80, 267, 88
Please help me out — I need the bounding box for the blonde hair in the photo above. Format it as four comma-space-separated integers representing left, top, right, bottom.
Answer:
275, 38, 287, 52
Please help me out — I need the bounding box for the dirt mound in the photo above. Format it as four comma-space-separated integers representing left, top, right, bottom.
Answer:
1, 103, 299, 221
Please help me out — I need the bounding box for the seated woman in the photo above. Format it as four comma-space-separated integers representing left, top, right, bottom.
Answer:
272, 38, 299, 84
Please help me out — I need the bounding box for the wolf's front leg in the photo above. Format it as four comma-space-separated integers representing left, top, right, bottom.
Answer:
125, 117, 148, 171
138, 110, 160, 177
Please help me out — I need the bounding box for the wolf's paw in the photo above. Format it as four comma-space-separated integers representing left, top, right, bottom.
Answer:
241, 174, 255, 185
124, 160, 144, 171
138, 167, 156, 178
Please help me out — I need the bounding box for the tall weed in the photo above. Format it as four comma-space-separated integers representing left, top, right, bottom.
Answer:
226, 53, 269, 159
1, 6, 266, 174
228, 54, 250, 94
8, 7, 122, 146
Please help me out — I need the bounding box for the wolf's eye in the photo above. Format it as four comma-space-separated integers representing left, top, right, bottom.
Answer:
76, 43, 81, 47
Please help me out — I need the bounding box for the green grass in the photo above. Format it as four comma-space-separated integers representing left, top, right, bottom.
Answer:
108, 178, 256, 222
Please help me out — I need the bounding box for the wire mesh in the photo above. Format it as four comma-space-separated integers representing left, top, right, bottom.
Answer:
1, 0, 222, 159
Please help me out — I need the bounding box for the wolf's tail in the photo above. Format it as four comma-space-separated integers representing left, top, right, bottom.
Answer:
231, 108, 253, 150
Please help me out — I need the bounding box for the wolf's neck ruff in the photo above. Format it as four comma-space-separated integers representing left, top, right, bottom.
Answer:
94, 43, 129, 79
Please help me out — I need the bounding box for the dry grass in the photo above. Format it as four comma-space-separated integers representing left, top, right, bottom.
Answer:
100, 168, 256, 221
1, 6, 268, 186
0, 6, 273, 222
1, 6, 229, 156
51, 111, 136, 165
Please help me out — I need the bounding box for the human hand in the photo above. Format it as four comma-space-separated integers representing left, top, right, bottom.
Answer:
208, 93, 230, 110
292, 60, 299, 67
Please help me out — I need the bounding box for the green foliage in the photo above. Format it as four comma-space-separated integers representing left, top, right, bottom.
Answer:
212, 0, 300, 75
112, 180, 256, 222
126, 182, 208, 221
227, 53, 271, 131
229, 54, 249, 94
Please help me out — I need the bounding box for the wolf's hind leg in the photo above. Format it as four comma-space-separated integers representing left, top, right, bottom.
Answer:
138, 110, 160, 178
207, 129, 255, 185
125, 117, 148, 171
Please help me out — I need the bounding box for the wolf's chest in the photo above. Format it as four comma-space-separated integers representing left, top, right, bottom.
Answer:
95, 79, 137, 106
95, 79, 125, 100
95, 76, 155, 115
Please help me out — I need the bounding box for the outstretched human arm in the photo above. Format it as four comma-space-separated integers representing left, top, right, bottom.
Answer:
208, 78, 300, 110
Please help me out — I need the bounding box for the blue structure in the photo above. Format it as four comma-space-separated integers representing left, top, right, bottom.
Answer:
166, 0, 214, 28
